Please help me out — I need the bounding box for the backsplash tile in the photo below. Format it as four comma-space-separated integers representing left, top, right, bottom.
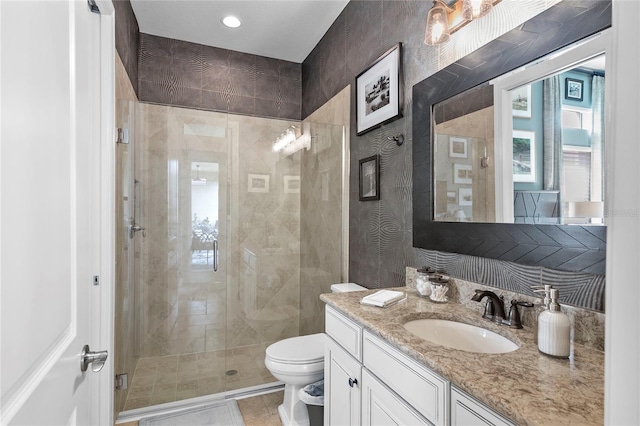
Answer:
405, 266, 605, 351
411, 250, 605, 311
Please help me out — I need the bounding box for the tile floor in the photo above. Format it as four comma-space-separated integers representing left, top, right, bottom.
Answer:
117, 390, 283, 426
123, 343, 276, 411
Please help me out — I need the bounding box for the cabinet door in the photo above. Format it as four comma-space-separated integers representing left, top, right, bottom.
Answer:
363, 331, 449, 426
362, 370, 431, 426
325, 336, 362, 426
451, 387, 515, 426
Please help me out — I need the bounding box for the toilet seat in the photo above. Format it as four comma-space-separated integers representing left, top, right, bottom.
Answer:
265, 333, 325, 364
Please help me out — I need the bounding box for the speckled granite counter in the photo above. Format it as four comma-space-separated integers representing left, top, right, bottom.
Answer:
321, 287, 604, 426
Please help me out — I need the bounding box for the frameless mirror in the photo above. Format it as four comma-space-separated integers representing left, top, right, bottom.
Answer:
433, 49, 606, 225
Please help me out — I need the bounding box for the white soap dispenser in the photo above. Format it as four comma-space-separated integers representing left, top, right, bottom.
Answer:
537, 288, 571, 358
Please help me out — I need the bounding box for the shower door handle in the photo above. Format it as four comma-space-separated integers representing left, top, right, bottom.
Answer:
129, 224, 146, 239
213, 239, 218, 272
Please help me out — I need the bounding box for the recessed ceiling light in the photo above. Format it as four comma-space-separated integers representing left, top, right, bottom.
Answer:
221, 16, 241, 28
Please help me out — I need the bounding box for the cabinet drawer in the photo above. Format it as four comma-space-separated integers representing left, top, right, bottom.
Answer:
451, 387, 515, 426
363, 331, 449, 426
362, 369, 430, 426
325, 306, 363, 361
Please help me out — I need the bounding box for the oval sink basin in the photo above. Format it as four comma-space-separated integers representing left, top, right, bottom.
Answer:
403, 319, 518, 354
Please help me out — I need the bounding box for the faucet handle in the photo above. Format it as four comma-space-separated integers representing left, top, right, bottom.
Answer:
503, 300, 533, 329
481, 298, 495, 320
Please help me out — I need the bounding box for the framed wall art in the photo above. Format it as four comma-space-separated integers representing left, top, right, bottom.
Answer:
512, 84, 532, 118
356, 44, 402, 135
565, 77, 583, 101
359, 155, 380, 201
512, 130, 536, 183
248, 174, 269, 193
453, 164, 472, 185
449, 137, 468, 158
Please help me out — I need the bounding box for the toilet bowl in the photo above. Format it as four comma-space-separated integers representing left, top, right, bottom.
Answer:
264, 282, 367, 426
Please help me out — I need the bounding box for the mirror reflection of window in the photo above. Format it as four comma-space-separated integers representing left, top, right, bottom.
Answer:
431, 42, 606, 226
510, 54, 605, 225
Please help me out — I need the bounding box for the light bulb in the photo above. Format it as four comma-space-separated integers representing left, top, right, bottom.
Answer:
424, 3, 450, 46
462, 0, 493, 20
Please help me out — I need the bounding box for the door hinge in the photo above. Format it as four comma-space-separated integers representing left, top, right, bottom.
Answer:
93, 275, 100, 286
116, 128, 130, 144
115, 373, 128, 390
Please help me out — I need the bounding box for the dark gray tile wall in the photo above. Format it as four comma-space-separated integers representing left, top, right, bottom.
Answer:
138, 33, 302, 120
113, 0, 139, 95
301, 0, 607, 311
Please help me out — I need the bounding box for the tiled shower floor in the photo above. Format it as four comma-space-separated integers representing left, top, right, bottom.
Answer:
123, 343, 276, 410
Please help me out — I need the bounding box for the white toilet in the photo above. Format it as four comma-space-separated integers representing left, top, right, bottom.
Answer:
264, 283, 367, 426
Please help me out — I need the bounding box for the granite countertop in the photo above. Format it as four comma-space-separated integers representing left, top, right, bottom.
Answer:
320, 287, 604, 426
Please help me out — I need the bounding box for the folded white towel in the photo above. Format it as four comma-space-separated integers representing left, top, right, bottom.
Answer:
360, 290, 405, 308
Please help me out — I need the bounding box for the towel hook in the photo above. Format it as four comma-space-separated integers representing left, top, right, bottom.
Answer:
387, 133, 404, 146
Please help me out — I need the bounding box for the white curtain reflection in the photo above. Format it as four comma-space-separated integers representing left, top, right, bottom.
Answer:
591, 74, 605, 202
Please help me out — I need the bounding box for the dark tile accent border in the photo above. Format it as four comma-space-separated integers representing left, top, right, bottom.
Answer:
114, 0, 140, 95
138, 33, 301, 120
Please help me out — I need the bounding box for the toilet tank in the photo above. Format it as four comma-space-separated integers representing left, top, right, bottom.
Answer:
330, 283, 367, 293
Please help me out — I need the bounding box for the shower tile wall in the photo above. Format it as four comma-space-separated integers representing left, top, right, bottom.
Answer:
300, 86, 350, 335
138, 33, 302, 120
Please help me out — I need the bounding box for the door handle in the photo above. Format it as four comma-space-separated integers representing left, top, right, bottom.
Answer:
348, 377, 358, 387
129, 224, 146, 239
81, 344, 108, 373
213, 239, 218, 272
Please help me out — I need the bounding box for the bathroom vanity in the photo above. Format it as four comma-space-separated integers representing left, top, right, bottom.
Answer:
321, 288, 604, 426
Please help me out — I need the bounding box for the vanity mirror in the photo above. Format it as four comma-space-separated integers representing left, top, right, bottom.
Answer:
413, 0, 610, 274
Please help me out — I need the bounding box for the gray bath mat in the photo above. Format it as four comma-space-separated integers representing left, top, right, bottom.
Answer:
139, 400, 244, 426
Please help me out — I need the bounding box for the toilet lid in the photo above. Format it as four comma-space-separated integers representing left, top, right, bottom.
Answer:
266, 333, 325, 364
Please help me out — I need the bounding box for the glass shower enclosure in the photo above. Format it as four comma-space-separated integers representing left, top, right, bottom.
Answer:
114, 100, 347, 412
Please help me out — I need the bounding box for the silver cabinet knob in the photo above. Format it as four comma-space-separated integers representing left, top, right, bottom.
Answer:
80, 344, 108, 373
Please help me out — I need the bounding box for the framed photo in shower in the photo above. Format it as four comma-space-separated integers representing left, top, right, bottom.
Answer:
355, 43, 402, 135
248, 174, 269, 193
359, 155, 380, 201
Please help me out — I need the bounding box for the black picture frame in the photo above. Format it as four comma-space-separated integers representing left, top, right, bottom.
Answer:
359, 155, 380, 201
355, 43, 403, 136
565, 77, 584, 101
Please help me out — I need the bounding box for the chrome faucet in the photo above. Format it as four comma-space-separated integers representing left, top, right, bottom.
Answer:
471, 290, 506, 324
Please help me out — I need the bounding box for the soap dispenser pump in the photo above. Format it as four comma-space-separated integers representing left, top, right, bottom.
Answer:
537, 288, 571, 358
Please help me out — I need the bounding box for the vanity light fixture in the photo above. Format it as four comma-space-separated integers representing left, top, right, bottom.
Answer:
221, 15, 241, 28
272, 125, 311, 155
425, 0, 498, 45
424, 0, 452, 46
462, 0, 493, 20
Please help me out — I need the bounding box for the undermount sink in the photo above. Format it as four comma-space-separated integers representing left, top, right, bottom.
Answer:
403, 319, 519, 354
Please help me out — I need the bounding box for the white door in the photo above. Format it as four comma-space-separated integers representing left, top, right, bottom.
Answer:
0, 1, 114, 424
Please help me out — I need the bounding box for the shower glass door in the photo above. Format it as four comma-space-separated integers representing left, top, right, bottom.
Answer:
125, 104, 302, 409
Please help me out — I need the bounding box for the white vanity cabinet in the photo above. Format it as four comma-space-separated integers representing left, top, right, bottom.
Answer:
325, 305, 516, 426
450, 387, 515, 426
325, 306, 363, 426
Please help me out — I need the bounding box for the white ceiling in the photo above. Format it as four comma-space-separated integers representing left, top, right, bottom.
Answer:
130, 0, 350, 63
